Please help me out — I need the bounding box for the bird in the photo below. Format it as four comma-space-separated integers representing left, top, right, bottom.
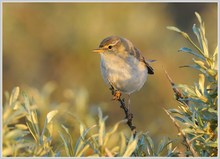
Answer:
93, 36, 154, 110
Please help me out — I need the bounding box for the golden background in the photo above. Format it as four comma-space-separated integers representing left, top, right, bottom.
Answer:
3, 3, 217, 142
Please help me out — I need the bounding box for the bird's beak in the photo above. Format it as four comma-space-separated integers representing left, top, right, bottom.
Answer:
93, 48, 103, 54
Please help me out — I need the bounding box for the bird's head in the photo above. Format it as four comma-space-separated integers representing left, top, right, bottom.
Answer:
93, 36, 129, 56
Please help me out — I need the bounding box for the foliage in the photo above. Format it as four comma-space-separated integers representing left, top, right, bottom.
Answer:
3, 86, 178, 157
166, 12, 218, 157
59, 107, 179, 157
3, 87, 59, 156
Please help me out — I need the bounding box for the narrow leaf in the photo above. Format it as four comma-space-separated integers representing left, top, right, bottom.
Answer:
123, 138, 137, 157
198, 74, 205, 94
167, 109, 183, 115
195, 12, 202, 24
192, 24, 203, 51
193, 59, 207, 70
157, 137, 167, 155
119, 132, 126, 155
15, 124, 28, 130
9, 87, 20, 106
105, 147, 113, 157
76, 144, 90, 157
178, 47, 205, 60
59, 131, 71, 157
47, 110, 58, 124
104, 119, 127, 146
212, 46, 218, 62
166, 26, 182, 33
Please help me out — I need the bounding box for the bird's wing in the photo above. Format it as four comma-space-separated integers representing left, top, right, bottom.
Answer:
132, 47, 154, 75
144, 61, 154, 75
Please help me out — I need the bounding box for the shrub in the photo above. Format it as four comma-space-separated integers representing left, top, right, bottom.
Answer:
166, 12, 218, 157
3, 86, 178, 157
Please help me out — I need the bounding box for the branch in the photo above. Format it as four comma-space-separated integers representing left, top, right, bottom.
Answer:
109, 87, 137, 138
164, 69, 189, 106
163, 108, 199, 157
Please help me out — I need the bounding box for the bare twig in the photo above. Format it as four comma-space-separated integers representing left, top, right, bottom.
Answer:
109, 87, 137, 138
164, 69, 189, 106
163, 108, 199, 157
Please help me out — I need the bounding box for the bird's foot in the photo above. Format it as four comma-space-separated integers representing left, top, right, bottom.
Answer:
112, 90, 121, 100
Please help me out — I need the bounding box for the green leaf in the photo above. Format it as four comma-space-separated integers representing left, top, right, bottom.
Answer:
195, 12, 202, 24
60, 125, 74, 156
180, 65, 213, 82
3, 108, 26, 126
174, 116, 194, 126
198, 74, 205, 95
201, 110, 217, 121
9, 87, 20, 107
110, 146, 119, 155
46, 110, 58, 124
207, 108, 218, 114
194, 128, 204, 134
119, 132, 126, 155
123, 136, 137, 157
157, 137, 167, 155
197, 114, 204, 127
76, 144, 89, 157
15, 124, 28, 130
40, 110, 58, 145
166, 26, 182, 33
175, 84, 196, 96
145, 134, 155, 155
192, 24, 203, 50
209, 46, 218, 69
22, 92, 31, 113
61, 124, 70, 135
182, 128, 195, 134
103, 119, 126, 146
167, 109, 183, 115
195, 86, 208, 103
74, 124, 97, 156
207, 69, 217, 77
195, 12, 209, 57
59, 131, 71, 157
26, 119, 39, 142
193, 59, 207, 70
192, 111, 197, 126
178, 47, 205, 60
98, 108, 108, 146
205, 141, 217, 148
80, 124, 85, 138
5, 129, 29, 140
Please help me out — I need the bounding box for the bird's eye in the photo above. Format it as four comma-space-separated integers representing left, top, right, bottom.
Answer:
108, 45, 112, 49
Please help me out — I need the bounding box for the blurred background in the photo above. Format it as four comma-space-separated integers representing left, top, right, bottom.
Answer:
3, 3, 217, 145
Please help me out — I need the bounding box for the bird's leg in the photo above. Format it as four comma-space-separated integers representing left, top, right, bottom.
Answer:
126, 94, 134, 131
109, 85, 115, 96
127, 94, 131, 113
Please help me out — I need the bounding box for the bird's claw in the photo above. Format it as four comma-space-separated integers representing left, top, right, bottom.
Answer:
112, 90, 121, 100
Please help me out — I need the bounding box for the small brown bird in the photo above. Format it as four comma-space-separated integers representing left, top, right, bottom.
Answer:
93, 36, 154, 108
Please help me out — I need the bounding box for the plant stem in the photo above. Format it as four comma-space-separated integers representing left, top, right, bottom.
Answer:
163, 108, 198, 157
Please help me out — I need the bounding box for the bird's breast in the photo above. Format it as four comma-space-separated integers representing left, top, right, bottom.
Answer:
100, 54, 148, 94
